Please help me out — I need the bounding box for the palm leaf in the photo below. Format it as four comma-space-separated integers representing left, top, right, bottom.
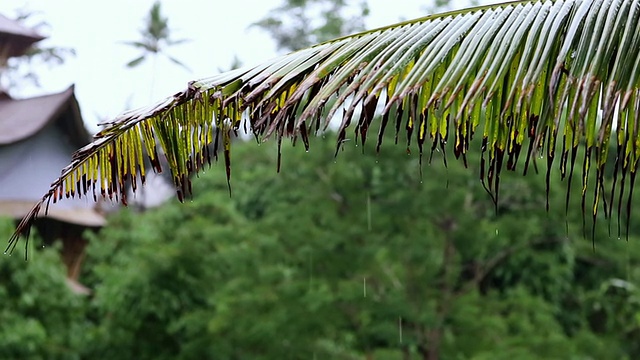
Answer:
8, 0, 640, 250
125, 55, 147, 68
166, 54, 192, 72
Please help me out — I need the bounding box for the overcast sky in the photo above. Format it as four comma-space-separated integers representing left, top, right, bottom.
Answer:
0, 0, 485, 132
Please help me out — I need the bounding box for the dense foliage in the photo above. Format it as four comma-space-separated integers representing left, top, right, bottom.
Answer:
0, 220, 86, 360
3, 135, 640, 359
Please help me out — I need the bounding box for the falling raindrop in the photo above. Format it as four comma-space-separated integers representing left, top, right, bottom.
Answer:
367, 194, 372, 231
495, 229, 499, 236
399, 317, 403, 344
309, 252, 314, 291
363, 277, 367, 298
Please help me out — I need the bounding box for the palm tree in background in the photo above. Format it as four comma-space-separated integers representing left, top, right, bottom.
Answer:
9, 0, 640, 247
123, 1, 190, 99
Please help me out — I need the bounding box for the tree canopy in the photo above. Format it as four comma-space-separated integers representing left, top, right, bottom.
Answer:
3, 135, 640, 358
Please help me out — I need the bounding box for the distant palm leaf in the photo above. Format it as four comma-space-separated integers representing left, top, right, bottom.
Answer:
9, 0, 640, 249
125, 55, 146, 68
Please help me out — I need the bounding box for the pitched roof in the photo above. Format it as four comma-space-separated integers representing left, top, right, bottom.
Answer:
0, 86, 90, 147
0, 86, 104, 227
0, 14, 45, 58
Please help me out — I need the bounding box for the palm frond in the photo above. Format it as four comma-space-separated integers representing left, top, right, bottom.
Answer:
9, 0, 640, 250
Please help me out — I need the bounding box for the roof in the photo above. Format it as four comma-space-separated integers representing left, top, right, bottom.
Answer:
0, 86, 104, 227
0, 14, 45, 58
0, 86, 90, 147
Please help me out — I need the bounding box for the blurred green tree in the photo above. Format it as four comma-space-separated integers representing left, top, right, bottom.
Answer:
0, 219, 87, 360
78, 134, 640, 359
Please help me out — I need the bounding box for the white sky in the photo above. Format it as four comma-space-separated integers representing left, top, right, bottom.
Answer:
0, 0, 488, 133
